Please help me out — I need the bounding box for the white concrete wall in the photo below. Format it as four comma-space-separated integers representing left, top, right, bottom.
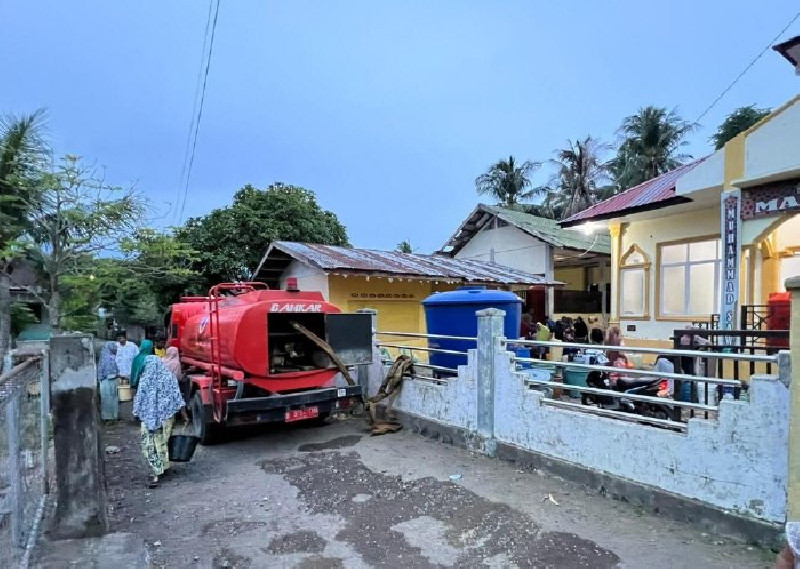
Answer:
493, 360, 788, 523
369, 352, 478, 432
454, 224, 549, 276
676, 149, 724, 196
369, 325, 790, 524
279, 260, 330, 299
620, 206, 720, 340
745, 99, 800, 180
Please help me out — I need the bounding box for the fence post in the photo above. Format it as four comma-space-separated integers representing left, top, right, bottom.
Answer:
48, 334, 108, 540
785, 277, 800, 555
476, 308, 504, 457
6, 393, 21, 548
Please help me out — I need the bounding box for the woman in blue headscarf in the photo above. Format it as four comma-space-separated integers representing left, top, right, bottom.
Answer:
133, 356, 189, 487
97, 342, 119, 421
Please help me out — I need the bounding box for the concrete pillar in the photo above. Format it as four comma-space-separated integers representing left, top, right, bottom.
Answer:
48, 334, 108, 540
355, 308, 379, 397
785, 277, 800, 545
545, 246, 555, 316
608, 223, 621, 325
476, 308, 504, 456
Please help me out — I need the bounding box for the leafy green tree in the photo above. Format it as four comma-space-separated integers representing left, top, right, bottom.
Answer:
711, 105, 771, 150
177, 183, 348, 290
475, 156, 542, 206
396, 240, 413, 253
610, 106, 694, 190
58, 230, 197, 332
0, 109, 48, 364
18, 155, 144, 330
543, 136, 610, 219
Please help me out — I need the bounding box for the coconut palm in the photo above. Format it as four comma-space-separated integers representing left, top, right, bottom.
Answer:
396, 240, 413, 253
0, 109, 48, 238
475, 155, 542, 206
0, 109, 48, 370
545, 136, 610, 219
610, 106, 694, 190
711, 105, 771, 150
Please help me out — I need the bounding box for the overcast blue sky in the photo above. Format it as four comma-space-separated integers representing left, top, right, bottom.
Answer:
2, 1, 799, 254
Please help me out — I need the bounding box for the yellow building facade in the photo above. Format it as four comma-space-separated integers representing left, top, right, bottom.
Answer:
563, 95, 800, 350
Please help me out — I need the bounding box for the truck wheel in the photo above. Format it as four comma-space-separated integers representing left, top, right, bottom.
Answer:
191, 391, 222, 445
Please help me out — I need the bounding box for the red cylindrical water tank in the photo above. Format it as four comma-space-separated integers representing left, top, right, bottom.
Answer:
174, 290, 340, 378
766, 291, 791, 348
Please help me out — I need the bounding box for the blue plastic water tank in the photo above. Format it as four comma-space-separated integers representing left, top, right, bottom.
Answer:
422, 286, 522, 372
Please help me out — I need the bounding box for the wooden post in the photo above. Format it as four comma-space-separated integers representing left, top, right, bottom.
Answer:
7, 394, 21, 547
40, 348, 51, 495
785, 277, 800, 534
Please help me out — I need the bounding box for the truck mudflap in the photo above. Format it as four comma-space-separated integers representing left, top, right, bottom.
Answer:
224, 385, 363, 426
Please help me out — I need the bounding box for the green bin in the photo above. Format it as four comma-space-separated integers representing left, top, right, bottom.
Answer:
563, 367, 589, 398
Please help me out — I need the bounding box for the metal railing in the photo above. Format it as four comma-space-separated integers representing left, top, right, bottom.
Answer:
672, 329, 788, 399
377, 331, 476, 381
504, 337, 777, 430
0, 353, 51, 567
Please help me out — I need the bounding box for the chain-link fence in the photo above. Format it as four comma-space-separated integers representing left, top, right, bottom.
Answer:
0, 353, 50, 567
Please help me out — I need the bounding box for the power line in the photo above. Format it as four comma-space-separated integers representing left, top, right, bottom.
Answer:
693, 8, 800, 126
174, 0, 215, 224
177, 0, 222, 225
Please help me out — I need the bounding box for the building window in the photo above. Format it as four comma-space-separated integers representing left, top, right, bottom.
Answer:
658, 238, 721, 317
619, 245, 650, 318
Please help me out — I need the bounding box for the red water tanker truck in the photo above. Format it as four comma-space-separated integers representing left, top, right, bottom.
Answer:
167, 281, 372, 443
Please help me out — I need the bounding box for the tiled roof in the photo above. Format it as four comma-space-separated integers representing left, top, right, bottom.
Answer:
255, 241, 562, 286
442, 204, 611, 256
560, 159, 706, 226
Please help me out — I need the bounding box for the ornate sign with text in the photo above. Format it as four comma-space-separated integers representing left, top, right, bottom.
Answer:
740, 178, 800, 219
720, 190, 741, 343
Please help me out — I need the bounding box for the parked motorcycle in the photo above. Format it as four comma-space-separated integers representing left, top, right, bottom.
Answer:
583, 372, 672, 420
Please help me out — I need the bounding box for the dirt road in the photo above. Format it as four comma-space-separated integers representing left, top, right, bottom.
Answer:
102, 416, 773, 568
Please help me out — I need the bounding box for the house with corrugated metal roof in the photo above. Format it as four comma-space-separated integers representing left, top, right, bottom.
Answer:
560, 89, 800, 348
440, 204, 611, 326
253, 241, 561, 338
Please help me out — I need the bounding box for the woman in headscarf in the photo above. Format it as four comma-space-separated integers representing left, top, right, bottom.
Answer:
97, 342, 119, 421
162, 346, 188, 404
133, 356, 189, 487
162, 347, 181, 379
129, 339, 154, 389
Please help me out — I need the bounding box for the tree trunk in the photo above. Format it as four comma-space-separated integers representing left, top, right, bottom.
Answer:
0, 272, 11, 373
49, 285, 61, 332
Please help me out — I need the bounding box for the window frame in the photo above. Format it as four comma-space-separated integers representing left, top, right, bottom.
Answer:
656, 235, 722, 320
617, 244, 651, 320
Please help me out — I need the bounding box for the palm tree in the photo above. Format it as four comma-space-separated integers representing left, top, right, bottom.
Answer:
396, 240, 413, 253
610, 106, 694, 190
0, 109, 48, 238
711, 105, 771, 150
545, 136, 610, 219
0, 109, 48, 370
475, 155, 542, 206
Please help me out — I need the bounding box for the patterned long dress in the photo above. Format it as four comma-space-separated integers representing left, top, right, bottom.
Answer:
132, 356, 186, 477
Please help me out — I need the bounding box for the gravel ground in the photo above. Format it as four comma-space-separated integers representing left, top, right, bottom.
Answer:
102, 411, 775, 568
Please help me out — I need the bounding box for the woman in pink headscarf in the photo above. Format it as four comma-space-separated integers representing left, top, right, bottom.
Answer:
162, 347, 181, 380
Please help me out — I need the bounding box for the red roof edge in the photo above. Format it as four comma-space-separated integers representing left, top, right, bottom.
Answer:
559, 158, 707, 227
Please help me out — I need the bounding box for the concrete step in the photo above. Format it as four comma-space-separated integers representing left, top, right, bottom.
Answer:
33, 532, 148, 568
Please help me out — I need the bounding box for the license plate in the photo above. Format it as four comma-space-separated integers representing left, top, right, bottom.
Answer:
285, 407, 319, 422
